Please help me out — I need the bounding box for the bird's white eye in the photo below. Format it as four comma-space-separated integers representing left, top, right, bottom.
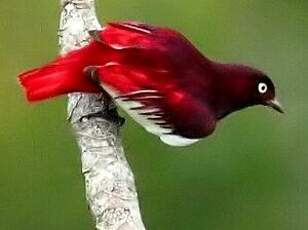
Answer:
258, 82, 268, 94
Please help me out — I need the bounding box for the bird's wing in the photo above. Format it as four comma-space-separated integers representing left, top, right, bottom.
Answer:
108, 21, 156, 35
94, 63, 173, 134
86, 63, 201, 146
89, 21, 160, 50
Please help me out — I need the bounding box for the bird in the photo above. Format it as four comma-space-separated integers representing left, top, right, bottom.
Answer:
19, 21, 283, 146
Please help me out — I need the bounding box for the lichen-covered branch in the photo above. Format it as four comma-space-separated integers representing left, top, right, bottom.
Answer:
58, 1, 146, 229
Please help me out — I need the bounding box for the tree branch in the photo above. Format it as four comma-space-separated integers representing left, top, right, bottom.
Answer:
58, 1, 146, 229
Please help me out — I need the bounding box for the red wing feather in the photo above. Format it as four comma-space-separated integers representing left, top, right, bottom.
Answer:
108, 21, 156, 35
95, 63, 173, 133
91, 21, 160, 51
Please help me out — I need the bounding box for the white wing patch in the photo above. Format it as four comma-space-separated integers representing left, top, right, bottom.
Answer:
102, 86, 172, 136
101, 85, 200, 146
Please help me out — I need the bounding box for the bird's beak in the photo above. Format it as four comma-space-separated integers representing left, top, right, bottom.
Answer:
266, 99, 284, 113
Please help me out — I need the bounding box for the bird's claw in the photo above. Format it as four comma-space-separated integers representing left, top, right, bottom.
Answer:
104, 107, 126, 126
79, 107, 125, 127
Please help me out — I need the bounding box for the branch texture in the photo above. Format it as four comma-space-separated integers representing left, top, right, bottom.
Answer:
58, 1, 146, 229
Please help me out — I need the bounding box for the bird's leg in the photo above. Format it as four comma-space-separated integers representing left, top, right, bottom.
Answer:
79, 66, 126, 126
80, 106, 125, 126
104, 105, 126, 127
79, 96, 125, 126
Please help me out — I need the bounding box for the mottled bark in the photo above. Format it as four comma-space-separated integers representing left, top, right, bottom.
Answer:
58, 1, 146, 229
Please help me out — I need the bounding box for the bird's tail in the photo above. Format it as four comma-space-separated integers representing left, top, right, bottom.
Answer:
18, 51, 101, 102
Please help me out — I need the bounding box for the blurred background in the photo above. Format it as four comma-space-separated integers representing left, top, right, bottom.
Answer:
0, 0, 307, 229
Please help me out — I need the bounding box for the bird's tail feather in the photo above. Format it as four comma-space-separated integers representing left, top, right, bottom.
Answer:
19, 52, 100, 102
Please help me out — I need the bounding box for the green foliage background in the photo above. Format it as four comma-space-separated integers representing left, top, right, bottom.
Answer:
0, 0, 307, 229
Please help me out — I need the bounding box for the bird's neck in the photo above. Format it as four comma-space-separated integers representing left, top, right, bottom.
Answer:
212, 63, 255, 119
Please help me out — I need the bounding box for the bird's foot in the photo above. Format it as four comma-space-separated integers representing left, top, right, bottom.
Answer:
79, 107, 125, 127
104, 107, 126, 127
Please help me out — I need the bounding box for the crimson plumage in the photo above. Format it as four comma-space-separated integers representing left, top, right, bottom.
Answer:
19, 21, 283, 146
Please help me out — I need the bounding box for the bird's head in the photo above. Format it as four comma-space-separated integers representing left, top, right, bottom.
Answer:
243, 66, 284, 114
214, 63, 284, 117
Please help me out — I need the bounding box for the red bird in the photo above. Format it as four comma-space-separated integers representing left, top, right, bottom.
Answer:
19, 21, 283, 146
